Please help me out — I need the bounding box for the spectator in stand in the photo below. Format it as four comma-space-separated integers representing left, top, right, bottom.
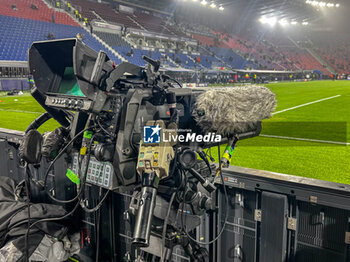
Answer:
47, 32, 55, 40
76, 33, 83, 41
11, 4, 17, 10
89, 23, 93, 34
30, 4, 38, 10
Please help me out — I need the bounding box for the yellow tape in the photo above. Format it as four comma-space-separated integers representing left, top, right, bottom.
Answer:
80, 147, 87, 155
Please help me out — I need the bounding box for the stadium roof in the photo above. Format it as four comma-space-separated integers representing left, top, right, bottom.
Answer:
112, 0, 349, 32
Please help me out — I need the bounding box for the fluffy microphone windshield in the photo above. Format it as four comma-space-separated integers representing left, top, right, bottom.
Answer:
192, 85, 277, 136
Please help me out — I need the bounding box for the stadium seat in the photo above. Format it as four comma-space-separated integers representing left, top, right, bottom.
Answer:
0, 15, 121, 64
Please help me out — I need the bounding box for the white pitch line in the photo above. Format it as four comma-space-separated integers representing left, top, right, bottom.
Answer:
260, 134, 350, 145
273, 94, 341, 115
0, 108, 42, 114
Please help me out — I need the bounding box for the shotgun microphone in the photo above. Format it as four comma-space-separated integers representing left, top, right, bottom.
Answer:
192, 85, 277, 137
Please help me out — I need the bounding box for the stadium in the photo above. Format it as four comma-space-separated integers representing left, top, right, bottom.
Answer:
0, 0, 349, 261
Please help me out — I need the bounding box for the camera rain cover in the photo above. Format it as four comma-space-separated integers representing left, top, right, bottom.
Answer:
28, 38, 112, 100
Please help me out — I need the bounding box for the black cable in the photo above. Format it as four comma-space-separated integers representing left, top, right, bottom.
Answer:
24, 163, 30, 262
24, 127, 96, 260
24, 198, 81, 257
80, 189, 110, 213
161, 192, 176, 262
169, 78, 182, 88
96, 116, 115, 138
95, 188, 102, 262
180, 168, 229, 245
198, 150, 212, 174
162, 74, 182, 88
43, 125, 96, 204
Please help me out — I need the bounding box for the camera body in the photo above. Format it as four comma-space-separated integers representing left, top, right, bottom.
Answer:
28, 39, 265, 260
29, 38, 208, 191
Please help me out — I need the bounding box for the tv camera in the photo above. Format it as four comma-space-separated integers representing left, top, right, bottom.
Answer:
24, 38, 276, 261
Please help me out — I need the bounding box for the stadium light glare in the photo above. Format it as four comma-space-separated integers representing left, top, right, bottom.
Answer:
279, 19, 289, 26
219, 5, 224, 11
200, 0, 207, 6
306, 0, 339, 8
192, 0, 198, 2
269, 17, 277, 26
259, 16, 267, 24
302, 21, 309, 25
210, 2, 216, 8
259, 16, 277, 27
291, 21, 298, 25
268, 17, 277, 26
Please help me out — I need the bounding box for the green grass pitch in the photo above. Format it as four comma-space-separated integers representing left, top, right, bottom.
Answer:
0, 80, 349, 184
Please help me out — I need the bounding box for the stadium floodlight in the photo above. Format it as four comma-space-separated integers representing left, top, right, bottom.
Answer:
291, 21, 298, 25
259, 16, 277, 27
192, 0, 198, 2
259, 16, 267, 24
268, 17, 277, 26
306, 0, 339, 8
219, 5, 224, 10
279, 19, 288, 26
200, 0, 207, 5
210, 2, 216, 8
302, 21, 309, 25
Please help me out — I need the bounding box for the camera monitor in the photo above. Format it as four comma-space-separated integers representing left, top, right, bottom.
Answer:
28, 38, 113, 100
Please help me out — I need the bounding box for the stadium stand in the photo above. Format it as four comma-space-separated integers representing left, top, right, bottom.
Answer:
314, 42, 350, 74
186, 54, 220, 69
0, 15, 121, 63
132, 11, 172, 34
70, 0, 142, 29
179, 22, 213, 37
277, 46, 329, 73
0, 0, 79, 26
0, 0, 346, 75
211, 47, 252, 69
112, 46, 178, 68
0, 0, 78, 26
167, 53, 194, 69
192, 34, 215, 47
70, 0, 187, 38
94, 31, 130, 47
